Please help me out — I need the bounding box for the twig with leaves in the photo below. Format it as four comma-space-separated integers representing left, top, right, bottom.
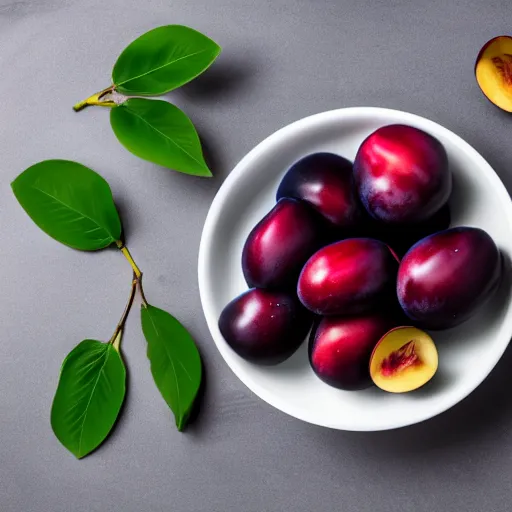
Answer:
73, 25, 221, 177
12, 159, 202, 458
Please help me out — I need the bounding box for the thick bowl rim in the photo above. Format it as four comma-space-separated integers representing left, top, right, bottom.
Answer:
198, 106, 512, 431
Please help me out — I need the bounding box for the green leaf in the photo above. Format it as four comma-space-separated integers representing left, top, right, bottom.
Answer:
11, 160, 122, 250
141, 304, 202, 431
110, 98, 211, 176
51, 340, 126, 459
112, 25, 221, 95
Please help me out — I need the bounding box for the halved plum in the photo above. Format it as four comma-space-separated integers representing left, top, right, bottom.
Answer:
309, 314, 397, 390
475, 36, 512, 112
370, 326, 438, 393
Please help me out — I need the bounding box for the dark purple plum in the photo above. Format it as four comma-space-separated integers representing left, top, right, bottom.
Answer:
242, 198, 324, 289
298, 238, 399, 315
276, 152, 365, 228
397, 227, 502, 329
365, 204, 451, 258
218, 288, 312, 365
309, 314, 396, 390
354, 125, 451, 224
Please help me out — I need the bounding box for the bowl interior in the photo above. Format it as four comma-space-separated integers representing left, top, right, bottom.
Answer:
199, 107, 512, 431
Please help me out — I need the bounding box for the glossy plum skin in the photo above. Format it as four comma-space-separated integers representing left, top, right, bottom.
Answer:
309, 314, 396, 390
218, 288, 313, 365
366, 204, 451, 258
397, 227, 502, 329
242, 198, 324, 289
298, 238, 399, 315
354, 125, 451, 224
276, 152, 364, 228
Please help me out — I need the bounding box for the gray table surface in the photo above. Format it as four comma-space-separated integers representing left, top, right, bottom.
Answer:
2, 0, 512, 511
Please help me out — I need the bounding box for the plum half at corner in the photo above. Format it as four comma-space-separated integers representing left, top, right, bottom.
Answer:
218, 288, 312, 365
242, 198, 325, 289
397, 227, 502, 329
298, 238, 399, 315
309, 314, 397, 390
276, 152, 365, 228
354, 124, 451, 224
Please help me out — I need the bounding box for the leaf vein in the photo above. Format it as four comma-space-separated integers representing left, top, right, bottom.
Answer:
116, 49, 207, 89
146, 309, 182, 419
124, 106, 204, 169
29, 186, 114, 241
77, 347, 111, 457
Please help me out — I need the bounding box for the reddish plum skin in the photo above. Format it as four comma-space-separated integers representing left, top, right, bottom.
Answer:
309, 314, 395, 390
354, 125, 451, 224
242, 198, 324, 289
397, 227, 502, 329
276, 152, 365, 228
218, 288, 312, 365
298, 238, 399, 315
366, 204, 451, 257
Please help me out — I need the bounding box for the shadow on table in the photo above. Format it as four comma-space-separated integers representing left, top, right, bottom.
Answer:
182, 355, 208, 432
177, 52, 259, 104
315, 330, 512, 458
115, 196, 137, 243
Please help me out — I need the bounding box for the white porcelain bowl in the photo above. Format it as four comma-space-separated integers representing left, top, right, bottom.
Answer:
198, 107, 512, 431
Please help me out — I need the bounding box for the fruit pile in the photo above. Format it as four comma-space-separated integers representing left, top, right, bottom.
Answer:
218, 124, 502, 394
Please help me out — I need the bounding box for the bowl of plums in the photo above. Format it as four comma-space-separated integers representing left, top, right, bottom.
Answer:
198, 107, 512, 430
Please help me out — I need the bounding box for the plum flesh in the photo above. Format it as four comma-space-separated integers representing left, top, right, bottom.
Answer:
370, 326, 438, 393
475, 36, 512, 113
309, 314, 396, 390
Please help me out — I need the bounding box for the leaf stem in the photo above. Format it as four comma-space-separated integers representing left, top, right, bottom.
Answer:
109, 272, 138, 347
116, 241, 149, 307
117, 241, 142, 278
111, 330, 123, 352
138, 276, 149, 308
73, 86, 116, 112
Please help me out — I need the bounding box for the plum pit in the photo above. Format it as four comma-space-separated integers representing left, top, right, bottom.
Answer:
380, 340, 420, 377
